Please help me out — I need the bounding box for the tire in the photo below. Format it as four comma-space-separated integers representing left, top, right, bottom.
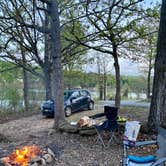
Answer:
65, 106, 72, 117
88, 101, 94, 110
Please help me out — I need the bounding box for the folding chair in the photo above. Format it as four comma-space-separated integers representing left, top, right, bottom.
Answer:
94, 106, 119, 147
123, 122, 166, 166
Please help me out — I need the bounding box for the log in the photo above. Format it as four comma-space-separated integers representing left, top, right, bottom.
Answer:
79, 129, 96, 136
58, 121, 78, 133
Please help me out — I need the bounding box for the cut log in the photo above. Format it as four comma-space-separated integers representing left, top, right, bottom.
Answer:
79, 129, 97, 136
59, 121, 78, 133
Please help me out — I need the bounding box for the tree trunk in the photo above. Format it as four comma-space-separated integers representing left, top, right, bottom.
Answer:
22, 67, 29, 112
97, 58, 103, 100
147, 62, 152, 99
21, 48, 29, 112
99, 74, 103, 100
103, 72, 107, 100
43, 12, 52, 100
113, 46, 121, 108
43, 66, 52, 100
148, 0, 166, 132
49, 0, 65, 129
43, 10, 52, 100
147, 51, 153, 99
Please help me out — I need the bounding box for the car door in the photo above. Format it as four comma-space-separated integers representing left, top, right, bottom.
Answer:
70, 91, 81, 112
80, 90, 90, 108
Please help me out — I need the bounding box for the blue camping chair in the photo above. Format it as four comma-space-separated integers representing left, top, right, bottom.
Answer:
123, 124, 166, 166
93, 106, 119, 147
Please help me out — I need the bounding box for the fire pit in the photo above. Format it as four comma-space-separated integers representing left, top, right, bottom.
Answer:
0, 145, 56, 166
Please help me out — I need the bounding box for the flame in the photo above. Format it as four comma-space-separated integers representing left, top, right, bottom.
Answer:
3, 145, 42, 166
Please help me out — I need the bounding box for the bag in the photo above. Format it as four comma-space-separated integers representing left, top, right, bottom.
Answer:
124, 121, 141, 142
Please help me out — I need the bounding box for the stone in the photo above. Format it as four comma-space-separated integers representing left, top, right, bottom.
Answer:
29, 163, 38, 166
47, 148, 55, 158
59, 122, 78, 133
48, 129, 55, 136
79, 129, 96, 136
30, 156, 41, 163
43, 154, 53, 163
40, 158, 46, 165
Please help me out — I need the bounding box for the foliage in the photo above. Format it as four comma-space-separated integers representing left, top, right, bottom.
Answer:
0, 61, 21, 110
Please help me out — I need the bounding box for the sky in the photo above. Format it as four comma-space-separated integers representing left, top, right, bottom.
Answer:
84, 57, 141, 76
119, 58, 141, 76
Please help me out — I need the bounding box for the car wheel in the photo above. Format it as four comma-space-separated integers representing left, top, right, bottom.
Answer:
88, 101, 94, 110
65, 106, 72, 117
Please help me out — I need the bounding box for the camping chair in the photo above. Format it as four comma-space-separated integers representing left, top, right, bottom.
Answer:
94, 106, 119, 147
123, 122, 166, 166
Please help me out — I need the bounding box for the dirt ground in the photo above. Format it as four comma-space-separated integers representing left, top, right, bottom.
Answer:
0, 107, 155, 166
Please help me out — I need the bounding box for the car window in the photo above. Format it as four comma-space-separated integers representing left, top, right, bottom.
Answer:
71, 91, 80, 98
80, 90, 89, 96
64, 91, 69, 100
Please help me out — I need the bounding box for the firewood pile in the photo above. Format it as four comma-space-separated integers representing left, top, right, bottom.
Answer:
0, 146, 56, 166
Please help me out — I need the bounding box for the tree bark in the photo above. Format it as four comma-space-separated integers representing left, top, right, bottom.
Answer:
147, 59, 152, 99
49, 0, 65, 128
97, 57, 103, 100
103, 72, 107, 100
22, 52, 29, 112
43, 9, 52, 100
148, 0, 166, 132
99, 74, 103, 100
43, 66, 52, 100
22, 67, 29, 111
113, 46, 121, 108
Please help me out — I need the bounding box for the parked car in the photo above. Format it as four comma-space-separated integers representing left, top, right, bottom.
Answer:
41, 89, 94, 117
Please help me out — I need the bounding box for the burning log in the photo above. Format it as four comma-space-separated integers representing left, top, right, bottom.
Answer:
0, 146, 56, 166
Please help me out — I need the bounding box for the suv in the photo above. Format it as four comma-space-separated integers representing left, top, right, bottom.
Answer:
41, 89, 94, 117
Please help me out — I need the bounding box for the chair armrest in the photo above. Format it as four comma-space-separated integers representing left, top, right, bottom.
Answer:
135, 140, 157, 146
151, 157, 166, 166
89, 113, 105, 119
123, 140, 156, 147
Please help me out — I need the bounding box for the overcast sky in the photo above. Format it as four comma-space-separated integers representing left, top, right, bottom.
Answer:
84, 56, 141, 76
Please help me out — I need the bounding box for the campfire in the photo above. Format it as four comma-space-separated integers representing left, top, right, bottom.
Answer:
0, 145, 56, 166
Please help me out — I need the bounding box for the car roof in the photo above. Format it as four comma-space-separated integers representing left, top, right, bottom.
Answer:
65, 89, 88, 92
64, 89, 89, 93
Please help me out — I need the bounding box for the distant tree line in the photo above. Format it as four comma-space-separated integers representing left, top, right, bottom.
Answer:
0, 60, 151, 110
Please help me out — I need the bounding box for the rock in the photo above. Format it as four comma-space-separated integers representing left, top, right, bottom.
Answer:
29, 163, 38, 166
0, 159, 5, 166
47, 148, 55, 158
30, 156, 41, 163
79, 129, 96, 136
48, 129, 55, 136
59, 121, 78, 133
40, 158, 46, 165
78, 126, 95, 131
43, 154, 53, 163
0, 134, 10, 143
